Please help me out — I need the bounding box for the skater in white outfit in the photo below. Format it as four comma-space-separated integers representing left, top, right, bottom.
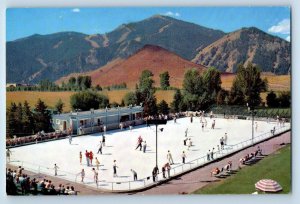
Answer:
53, 164, 59, 176
68, 135, 72, 144
6, 148, 12, 163
185, 128, 188, 137
167, 150, 174, 165
188, 138, 193, 150
224, 133, 228, 145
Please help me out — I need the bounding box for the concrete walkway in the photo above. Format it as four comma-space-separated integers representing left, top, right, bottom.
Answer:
7, 131, 290, 195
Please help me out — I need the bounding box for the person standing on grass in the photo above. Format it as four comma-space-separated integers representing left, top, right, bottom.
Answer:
54, 164, 59, 176
79, 151, 82, 165
131, 169, 138, 181
167, 150, 174, 165
97, 141, 103, 154
182, 151, 186, 164
85, 150, 90, 166
113, 160, 118, 177
95, 157, 100, 170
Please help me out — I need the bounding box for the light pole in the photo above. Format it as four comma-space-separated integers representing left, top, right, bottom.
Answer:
148, 119, 167, 167
247, 103, 255, 146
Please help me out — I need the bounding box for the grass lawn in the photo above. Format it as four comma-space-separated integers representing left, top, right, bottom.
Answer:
193, 144, 291, 194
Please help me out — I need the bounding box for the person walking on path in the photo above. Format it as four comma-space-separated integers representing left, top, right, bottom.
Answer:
207, 150, 211, 161
167, 150, 174, 165
102, 134, 106, 147
97, 141, 103, 154
6, 148, 12, 163
53, 164, 59, 176
80, 169, 85, 183
182, 151, 186, 164
113, 160, 118, 177
89, 151, 94, 166
131, 169, 138, 181
79, 151, 82, 165
95, 157, 100, 170
85, 150, 90, 166
143, 141, 147, 153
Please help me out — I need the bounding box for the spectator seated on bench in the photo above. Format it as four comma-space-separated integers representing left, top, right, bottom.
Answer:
210, 167, 221, 177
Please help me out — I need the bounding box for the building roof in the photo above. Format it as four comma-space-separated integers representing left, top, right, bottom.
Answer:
52, 106, 143, 120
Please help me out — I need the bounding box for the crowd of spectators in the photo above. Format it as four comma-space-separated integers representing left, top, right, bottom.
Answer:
6, 131, 68, 148
6, 166, 78, 195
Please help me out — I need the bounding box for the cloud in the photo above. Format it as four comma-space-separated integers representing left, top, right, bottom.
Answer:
286, 36, 290, 42
72, 8, 80, 13
164, 11, 180, 17
268, 19, 290, 34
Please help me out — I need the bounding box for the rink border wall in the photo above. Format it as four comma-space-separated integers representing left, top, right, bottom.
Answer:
113, 128, 291, 194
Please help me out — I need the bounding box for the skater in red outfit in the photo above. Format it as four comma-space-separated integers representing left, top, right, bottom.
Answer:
89, 151, 94, 166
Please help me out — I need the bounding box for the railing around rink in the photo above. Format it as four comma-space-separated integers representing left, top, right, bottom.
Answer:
9, 124, 290, 192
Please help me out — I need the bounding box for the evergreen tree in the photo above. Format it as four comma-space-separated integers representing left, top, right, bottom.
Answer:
158, 100, 169, 115
15, 103, 23, 136
34, 99, 52, 133
278, 91, 291, 107
6, 103, 17, 138
70, 91, 109, 111
123, 92, 137, 106
22, 101, 34, 135
170, 89, 183, 112
266, 91, 279, 107
159, 71, 170, 90
55, 98, 64, 114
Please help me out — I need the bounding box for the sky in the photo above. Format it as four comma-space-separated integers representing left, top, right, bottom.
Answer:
6, 7, 291, 42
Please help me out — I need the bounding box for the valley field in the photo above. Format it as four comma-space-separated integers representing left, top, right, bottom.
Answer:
6, 90, 175, 112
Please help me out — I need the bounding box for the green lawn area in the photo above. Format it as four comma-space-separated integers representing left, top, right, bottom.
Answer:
193, 144, 291, 194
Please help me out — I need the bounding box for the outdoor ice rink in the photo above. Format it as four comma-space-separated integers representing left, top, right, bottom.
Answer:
9, 116, 290, 191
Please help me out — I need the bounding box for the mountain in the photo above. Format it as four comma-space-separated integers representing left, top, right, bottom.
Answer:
6, 15, 225, 83
192, 27, 291, 74
57, 45, 207, 88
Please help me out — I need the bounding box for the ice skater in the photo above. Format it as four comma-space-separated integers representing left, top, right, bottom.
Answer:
102, 134, 106, 147
6, 148, 12, 163
220, 137, 224, 150
53, 164, 59, 176
131, 169, 138, 181
202, 122, 205, 131
80, 169, 85, 183
113, 160, 118, 177
188, 138, 193, 150
68, 134, 72, 144
167, 150, 174, 165
207, 150, 211, 161
89, 151, 94, 166
152, 166, 159, 182
143, 141, 147, 153
182, 151, 186, 164
135, 136, 143, 151
211, 120, 216, 129
92, 168, 98, 183
103, 125, 107, 134
210, 148, 215, 160
97, 141, 103, 154
224, 133, 228, 145
255, 122, 258, 132
95, 157, 100, 170
185, 128, 188, 137
85, 150, 90, 166
79, 151, 82, 165
183, 138, 188, 146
